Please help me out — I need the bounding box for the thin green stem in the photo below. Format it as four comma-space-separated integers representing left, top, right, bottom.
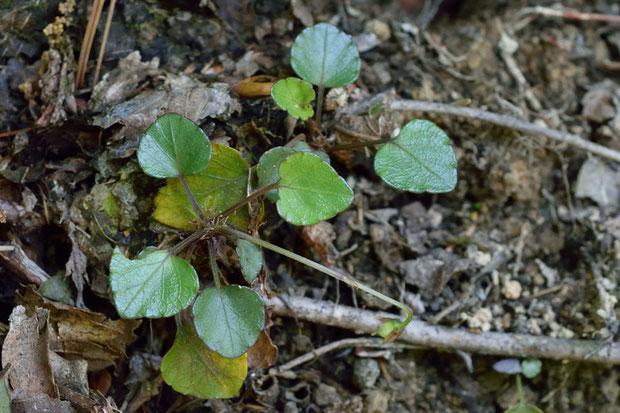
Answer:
516, 374, 525, 406
217, 182, 279, 220
208, 239, 221, 289
224, 228, 413, 330
179, 173, 205, 224
315, 85, 325, 126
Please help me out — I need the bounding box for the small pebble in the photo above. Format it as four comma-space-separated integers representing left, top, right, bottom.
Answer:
502, 280, 522, 299
365, 389, 390, 413
364, 19, 391, 42
313, 383, 342, 407
463, 308, 493, 332
353, 358, 381, 389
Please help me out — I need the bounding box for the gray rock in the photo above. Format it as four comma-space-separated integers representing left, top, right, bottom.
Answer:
313, 383, 343, 407
575, 157, 620, 206
399, 249, 471, 298
353, 358, 381, 389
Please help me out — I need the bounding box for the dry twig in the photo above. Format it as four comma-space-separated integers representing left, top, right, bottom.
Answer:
518, 6, 620, 23
93, 0, 117, 87
0, 241, 50, 285
76, 0, 105, 88
270, 337, 414, 377
266, 295, 620, 364
387, 100, 620, 163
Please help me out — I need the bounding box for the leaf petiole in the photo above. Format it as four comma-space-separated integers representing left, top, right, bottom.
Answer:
315, 85, 325, 126
217, 182, 280, 220
207, 239, 221, 289
179, 173, 206, 224
223, 228, 413, 332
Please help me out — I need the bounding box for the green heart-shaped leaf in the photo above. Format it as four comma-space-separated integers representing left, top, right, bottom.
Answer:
236, 239, 263, 283
374, 120, 457, 193
109, 247, 199, 318
277, 152, 353, 225
137, 113, 211, 178
154, 143, 249, 230
161, 326, 247, 399
257, 144, 329, 202
291, 23, 361, 88
271, 77, 315, 120
193, 286, 265, 359
521, 359, 542, 379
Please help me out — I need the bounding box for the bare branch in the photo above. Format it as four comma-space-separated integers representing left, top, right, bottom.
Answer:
266, 295, 620, 364
387, 100, 620, 163
518, 6, 620, 23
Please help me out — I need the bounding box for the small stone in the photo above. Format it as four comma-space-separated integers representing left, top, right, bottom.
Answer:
582, 86, 617, 123
353, 358, 381, 389
353, 32, 381, 53
575, 157, 620, 207
364, 20, 391, 42
464, 307, 493, 332
502, 280, 522, 299
314, 383, 342, 407
364, 389, 390, 413
283, 401, 298, 413
472, 251, 491, 266
324, 87, 349, 112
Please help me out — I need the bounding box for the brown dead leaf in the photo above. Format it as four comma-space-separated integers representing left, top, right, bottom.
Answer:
232, 75, 276, 98
301, 221, 337, 265
89, 369, 112, 396
247, 330, 278, 369
2, 306, 58, 399
37, 44, 76, 127
49, 351, 89, 397
17, 286, 141, 370
291, 0, 314, 27
94, 74, 237, 141
66, 222, 89, 309
89, 51, 160, 112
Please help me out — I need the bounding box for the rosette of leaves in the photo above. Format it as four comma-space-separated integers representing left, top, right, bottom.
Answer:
108, 110, 458, 401
110, 114, 266, 398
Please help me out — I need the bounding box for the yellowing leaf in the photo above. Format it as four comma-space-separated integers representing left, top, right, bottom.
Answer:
154, 144, 249, 230
161, 326, 247, 399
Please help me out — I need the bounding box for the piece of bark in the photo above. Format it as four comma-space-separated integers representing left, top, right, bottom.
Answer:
0, 240, 50, 285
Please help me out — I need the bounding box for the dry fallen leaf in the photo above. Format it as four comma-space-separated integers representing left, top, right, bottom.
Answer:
232, 75, 276, 98
301, 221, 337, 265
1, 306, 58, 400
66, 222, 89, 309
16, 286, 141, 370
247, 330, 278, 370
